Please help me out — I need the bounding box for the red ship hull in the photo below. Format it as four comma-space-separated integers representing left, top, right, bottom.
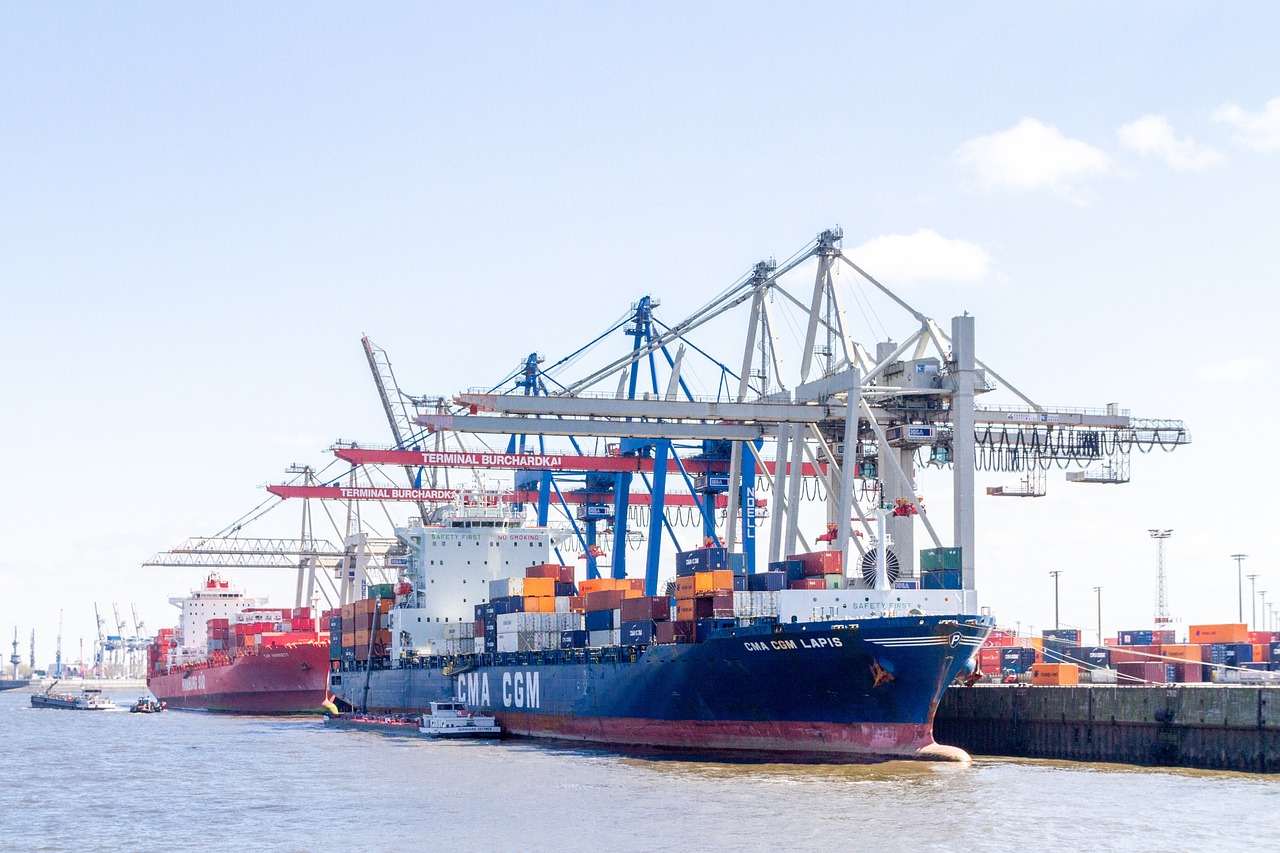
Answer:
148, 644, 331, 713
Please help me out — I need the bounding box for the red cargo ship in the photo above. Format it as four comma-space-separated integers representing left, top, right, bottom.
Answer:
147, 574, 331, 713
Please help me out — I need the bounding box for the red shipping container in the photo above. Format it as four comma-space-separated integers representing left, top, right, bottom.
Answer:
1116, 661, 1167, 684
802, 562, 829, 578
655, 621, 694, 644
1110, 645, 1158, 665
789, 550, 843, 574
526, 564, 558, 579
1175, 663, 1203, 683
978, 648, 1003, 672
1249, 631, 1276, 645
982, 629, 1016, 647
620, 596, 670, 623
789, 578, 827, 590
473, 621, 485, 638
569, 596, 586, 612
584, 589, 627, 612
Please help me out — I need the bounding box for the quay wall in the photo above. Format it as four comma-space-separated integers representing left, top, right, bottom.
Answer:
934, 684, 1280, 772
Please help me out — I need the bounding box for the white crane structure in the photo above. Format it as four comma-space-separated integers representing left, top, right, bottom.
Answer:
411, 227, 1189, 594
143, 463, 402, 609
157, 228, 1190, 614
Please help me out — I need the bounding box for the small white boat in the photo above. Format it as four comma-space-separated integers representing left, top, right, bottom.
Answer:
418, 701, 501, 738
30, 683, 117, 711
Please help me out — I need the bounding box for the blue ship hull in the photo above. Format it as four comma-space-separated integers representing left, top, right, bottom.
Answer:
330, 614, 991, 761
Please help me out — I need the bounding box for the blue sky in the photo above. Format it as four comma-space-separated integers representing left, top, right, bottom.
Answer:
4, 4, 1280, 664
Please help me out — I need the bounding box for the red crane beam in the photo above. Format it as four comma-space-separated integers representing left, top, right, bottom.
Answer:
333, 447, 825, 477
266, 484, 755, 508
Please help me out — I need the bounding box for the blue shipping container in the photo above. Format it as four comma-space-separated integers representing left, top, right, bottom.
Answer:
584, 609, 616, 632
1119, 630, 1154, 646
921, 569, 962, 590
1270, 641, 1280, 663
621, 620, 656, 644
1224, 643, 1253, 665
1000, 647, 1037, 673
559, 630, 587, 649
492, 596, 524, 615
769, 560, 806, 582
747, 571, 786, 592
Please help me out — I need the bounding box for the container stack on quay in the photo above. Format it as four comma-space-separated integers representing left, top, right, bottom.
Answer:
975, 622, 1280, 685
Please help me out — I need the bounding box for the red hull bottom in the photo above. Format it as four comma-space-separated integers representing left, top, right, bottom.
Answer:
494, 713, 970, 762
148, 645, 331, 714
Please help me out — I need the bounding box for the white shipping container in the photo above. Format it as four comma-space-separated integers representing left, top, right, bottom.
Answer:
733, 591, 780, 618
489, 577, 525, 599
496, 633, 521, 653
496, 613, 544, 634
587, 629, 612, 647
554, 596, 571, 613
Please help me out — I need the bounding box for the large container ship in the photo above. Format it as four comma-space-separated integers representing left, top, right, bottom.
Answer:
329, 499, 990, 761
147, 574, 331, 713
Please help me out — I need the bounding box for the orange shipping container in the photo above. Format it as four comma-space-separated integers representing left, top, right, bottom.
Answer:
523, 577, 555, 598
1188, 623, 1248, 644
579, 578, 616, 595
1162, 644, 1201, 663
675, 577, 697, 599
694, 570, 735, 593
676, 600, 696, 622
1254, 644, 1268, 664
1030, 663, 1079, 685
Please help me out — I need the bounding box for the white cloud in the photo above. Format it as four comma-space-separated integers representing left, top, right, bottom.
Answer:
849, 229, 990, 284
1117, 115, 1224, 170
1194, 357, 1267, 383
1212, 97, 1280, 151
955, 118, 1111, 197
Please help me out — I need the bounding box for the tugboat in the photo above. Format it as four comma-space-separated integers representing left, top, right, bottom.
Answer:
129, 696, 167, 713
30, 682, 117, 711
418, 701, 501, 739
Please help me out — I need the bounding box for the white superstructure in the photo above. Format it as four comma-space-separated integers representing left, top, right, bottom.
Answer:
390, 496, 570, 658
168, 574, 263, 655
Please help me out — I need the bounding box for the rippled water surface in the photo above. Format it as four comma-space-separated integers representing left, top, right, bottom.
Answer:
2, 689, 1277, 852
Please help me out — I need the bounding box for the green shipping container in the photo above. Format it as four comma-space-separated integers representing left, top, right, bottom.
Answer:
367, 583, 395, 600
920, 547, 962, 570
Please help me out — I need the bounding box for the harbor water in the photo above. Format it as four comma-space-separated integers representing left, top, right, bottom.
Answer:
2, 690, 1278, 852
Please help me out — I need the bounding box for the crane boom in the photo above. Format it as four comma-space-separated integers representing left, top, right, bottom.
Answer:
362, 336, 432, 520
